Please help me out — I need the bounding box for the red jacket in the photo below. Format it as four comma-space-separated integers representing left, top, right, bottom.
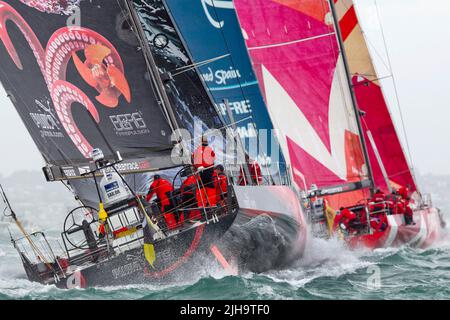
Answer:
146, 178, 174, 206
192, 145, 216, 169
180, 175, 197, 196
214, 172, 228, 199
239, 161, 262, 185
371, 191, 386, 203
398, 186, 409, 200
370, 214, 388, 232
335, 208, 357, 227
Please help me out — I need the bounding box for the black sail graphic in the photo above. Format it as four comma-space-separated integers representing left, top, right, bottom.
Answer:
0, 0, 177, 179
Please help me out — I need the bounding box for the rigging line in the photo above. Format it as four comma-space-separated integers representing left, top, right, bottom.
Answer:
373, 0, 417, 183
171, 53, 231, 74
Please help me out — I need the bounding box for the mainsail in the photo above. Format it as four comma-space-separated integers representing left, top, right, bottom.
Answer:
0, 0, 177, 180
233, 0, 371, 206
164, 0, 273, 145
0, 0, 227, 181
334, 0, 417, 193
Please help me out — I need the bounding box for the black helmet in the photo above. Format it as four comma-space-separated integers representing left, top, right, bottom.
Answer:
216, 164, 224, 172
153, 174, 161, 180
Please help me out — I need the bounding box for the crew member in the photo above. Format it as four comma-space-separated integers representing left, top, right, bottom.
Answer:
192, 136, 216, 206
335, 207, 358, 233
370, 212, 388, 232
146, 175, 177, 229
214, 164, 228, 203
180, 172, 201, 221
238, 155, 263, 186
398, 185, 414, 225
369, 189, 386, 213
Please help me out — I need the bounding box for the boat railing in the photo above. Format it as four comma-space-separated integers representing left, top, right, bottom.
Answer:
12, 231, 68, 280
420, 193, 433, 209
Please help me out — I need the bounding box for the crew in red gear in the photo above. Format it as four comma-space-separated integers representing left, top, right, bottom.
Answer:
335, 207, 357, 232
370, 213, 388, 232
214, 165, 228, 203
398, 186, 409, 200
238, 155, 263, 186
180, 173, 201, 221
146, 175, 177, 229
191, 136, 217, 209
192, 136, 216, 171
369, 189, 386, 213
397, 185, 414, 225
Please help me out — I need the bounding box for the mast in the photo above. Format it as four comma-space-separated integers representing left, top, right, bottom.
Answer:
328, 0, 375, 195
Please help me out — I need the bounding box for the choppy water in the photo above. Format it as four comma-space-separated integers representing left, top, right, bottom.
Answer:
2, 217, 450, 300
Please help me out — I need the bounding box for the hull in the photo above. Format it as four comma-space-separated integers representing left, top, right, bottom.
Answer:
54, 185, 308, 288
217, 186, 308, 272
347, 207, 446, 250
57, 212, 237, 289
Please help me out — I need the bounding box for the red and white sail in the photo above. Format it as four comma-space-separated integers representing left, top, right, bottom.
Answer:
334, 0, 417, 194
234, 0, 370, 207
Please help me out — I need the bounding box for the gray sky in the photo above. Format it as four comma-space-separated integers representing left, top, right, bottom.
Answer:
0, 0, 449, 177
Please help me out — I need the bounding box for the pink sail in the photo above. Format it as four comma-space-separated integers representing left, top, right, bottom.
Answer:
335, 0, 417, 193
234, 0, 370, 206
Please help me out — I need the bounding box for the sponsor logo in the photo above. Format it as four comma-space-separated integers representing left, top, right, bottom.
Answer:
110, 112, 150, 137
202, 67, 242, 86
201, 0, 234, 29
217, 99, 252, 116
78, 166, 91, 175
111, 260, 142, 280
30, 99, 64, 138
61, 166, 77, 177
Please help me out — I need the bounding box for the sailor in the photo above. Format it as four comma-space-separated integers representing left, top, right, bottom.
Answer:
398, 185, 415, 225
370, 212, 388, 232
146, 175, 177, 229
370, 189, 386, 214
180, 171, 201, 221
214, 164, 228, 203
335, 207, 358, 232
238, 155, 263, 186
192, 136, 217, 206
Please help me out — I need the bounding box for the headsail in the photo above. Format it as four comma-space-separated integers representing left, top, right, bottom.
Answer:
0, 0, 176, 180
334, 0, 417, 193
164, 0, 275, 156
233, 0, 371, 206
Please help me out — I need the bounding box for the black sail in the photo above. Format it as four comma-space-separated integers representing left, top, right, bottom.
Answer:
0, 0, 178, 180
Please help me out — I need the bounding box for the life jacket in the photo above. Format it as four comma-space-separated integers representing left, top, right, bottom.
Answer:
192, 144, 216, 169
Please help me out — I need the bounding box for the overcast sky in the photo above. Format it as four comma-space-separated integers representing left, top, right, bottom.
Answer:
0, 0, 449, 177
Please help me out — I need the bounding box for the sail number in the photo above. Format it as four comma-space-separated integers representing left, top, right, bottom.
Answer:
110, 113, 147, 132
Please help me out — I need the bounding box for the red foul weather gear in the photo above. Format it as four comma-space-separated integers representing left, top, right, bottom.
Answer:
335, 208, 357, 230
146, 178, 176, 229
398, 186, 409, 200
370, 213, 388, 232
146, 178, 174, 209
239, 161, 263, 186
192, 145, 216, 170
214, 172, 228, 202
